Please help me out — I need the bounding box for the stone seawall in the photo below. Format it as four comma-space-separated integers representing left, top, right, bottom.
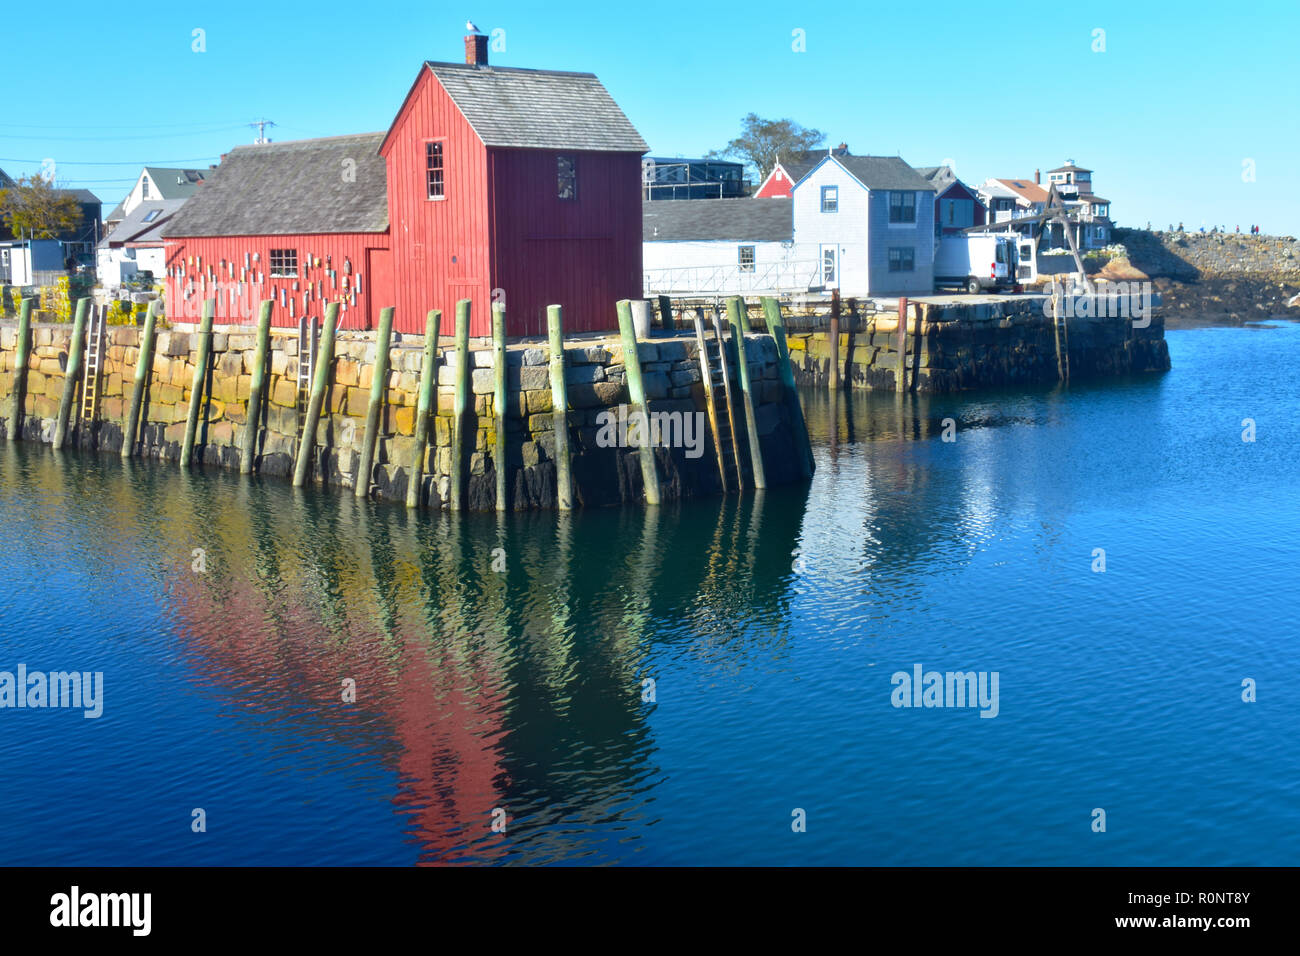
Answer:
0, 321, 806, 508
784, 296, 1170, 391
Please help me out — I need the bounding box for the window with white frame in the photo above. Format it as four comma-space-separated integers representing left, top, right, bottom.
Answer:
426, 142, 445, 199
141, 177, 150, 199
821, 185, 838, 213
888, 247, 915, 272
269, 248, 298, 277
889, 191, 916, 223
738, 245, 755, 273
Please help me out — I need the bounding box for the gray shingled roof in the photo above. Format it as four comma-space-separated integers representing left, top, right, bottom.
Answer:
141, 166, 207, 200
427, 62, 648, 152
163, 133, 388, 237
831, 155, 935, 192
643, 199, 792, 241
101, 199, 189, 247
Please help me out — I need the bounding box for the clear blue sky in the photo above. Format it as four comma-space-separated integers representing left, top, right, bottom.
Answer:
5, 0, 1296, 232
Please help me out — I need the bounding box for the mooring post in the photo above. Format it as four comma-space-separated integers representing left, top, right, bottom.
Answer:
548, 304, 574, 511
829, 288, 841, 393
52, 297, 91, 449
616, 298, 662, 505
896, 296, 909, 394
761, 296, 815, 479
6, 297, 33, 442
354, 305, 394, 499
656, 294, 674, 333
121, 299, 160, 458
492, 301, 508, 511
449, 298, 471, 512
1051, 283, 1066, 383
242, 299, 274, 474
911, 300, 924, 394
292, 301, 339, 487
727, 295, 766, 490
406, 308, 441, 509
180, 297, 216, 466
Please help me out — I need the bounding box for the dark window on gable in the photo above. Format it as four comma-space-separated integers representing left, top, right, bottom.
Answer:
141, 177, 150, 199
557, 155, 577, 200
889, 191, 916, 223
426, 142, 445, 199
888, 247, 915, 272
269, 248, 298, 278
738, 245, 755, 273
821, 185, 838, 213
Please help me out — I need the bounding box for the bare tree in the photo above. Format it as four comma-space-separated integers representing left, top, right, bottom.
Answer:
709, 114, 826, 183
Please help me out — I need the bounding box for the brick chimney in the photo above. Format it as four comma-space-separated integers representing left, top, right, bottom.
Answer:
1034, 168, 1041, 184
465, 33, 489, 66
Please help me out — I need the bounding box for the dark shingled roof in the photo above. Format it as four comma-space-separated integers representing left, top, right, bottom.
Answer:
426, 62, 648, 152
141, 166, 207, 200
101, 199, 189, 247
163, 133, 388, 238
833, 156, 935, 192
643, 198, 792, 242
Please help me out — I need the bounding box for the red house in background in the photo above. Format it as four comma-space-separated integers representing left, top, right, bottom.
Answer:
163, 33, 647, 337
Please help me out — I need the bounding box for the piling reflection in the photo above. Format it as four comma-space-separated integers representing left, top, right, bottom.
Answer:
27, 450, 802, 864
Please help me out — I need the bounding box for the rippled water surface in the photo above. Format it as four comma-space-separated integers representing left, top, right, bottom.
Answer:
1, 322, 1297, 865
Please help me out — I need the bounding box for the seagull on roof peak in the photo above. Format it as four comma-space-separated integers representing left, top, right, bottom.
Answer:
466, 19, 483, 34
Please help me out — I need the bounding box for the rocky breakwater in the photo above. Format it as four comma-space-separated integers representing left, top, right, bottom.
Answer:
0, 320, 807, 509
1113, 229, 1300, 327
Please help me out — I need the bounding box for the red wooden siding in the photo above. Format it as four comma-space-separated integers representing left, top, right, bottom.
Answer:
163, 232, 390, 330
382, 67, 492, 336
487, 148, 642, 336
754, 164, 795, 199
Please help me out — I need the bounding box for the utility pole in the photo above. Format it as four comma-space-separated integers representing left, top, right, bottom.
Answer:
249, 118, 277, 144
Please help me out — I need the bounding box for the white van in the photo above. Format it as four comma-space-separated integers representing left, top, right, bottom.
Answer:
934, 233, 1018, 293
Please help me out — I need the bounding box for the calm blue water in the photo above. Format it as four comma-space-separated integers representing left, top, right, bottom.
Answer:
1, 322, 1296, 866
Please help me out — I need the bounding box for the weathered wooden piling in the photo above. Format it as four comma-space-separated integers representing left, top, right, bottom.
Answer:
656, 294, 674, 332
6, 297, 33, 442
449, 298, 471, 512
896, 296, 909, 394
180, 298, 216, 466
548, 304, 574, 510
242, 299, 274, 474
354, 305, 394, 499
405, 308, 440, 509
492, 301, 508, 511
761, 296, 814, 479
711, 307, 744, 492
292, 301, 339, 487
121, 299, 160, 458
52, 297, 91, 449
726, 296, 766, 490
693, 309, 728, 492
829, 288, 841, 393
616, 298, 661, 505
910, 299, 924, 393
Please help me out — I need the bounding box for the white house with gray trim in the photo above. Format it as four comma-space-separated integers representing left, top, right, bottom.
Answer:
642, 199, 819, 295
791, 155, 936, 296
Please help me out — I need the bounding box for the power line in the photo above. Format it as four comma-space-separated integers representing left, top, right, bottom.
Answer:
0, 120, 248, 130
0, 125, 248, 142
0, 156, 220, 166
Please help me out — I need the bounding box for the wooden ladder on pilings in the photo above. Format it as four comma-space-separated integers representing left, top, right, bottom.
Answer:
296, 314, 319, 428
694, 306, 746, 493
80, 303, 106, 423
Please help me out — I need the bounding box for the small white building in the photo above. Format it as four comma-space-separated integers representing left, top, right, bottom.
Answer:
96, 199, 186, 289
102, 167, 207, 235
642, 199, 818, 295
791, 154, 936, 296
